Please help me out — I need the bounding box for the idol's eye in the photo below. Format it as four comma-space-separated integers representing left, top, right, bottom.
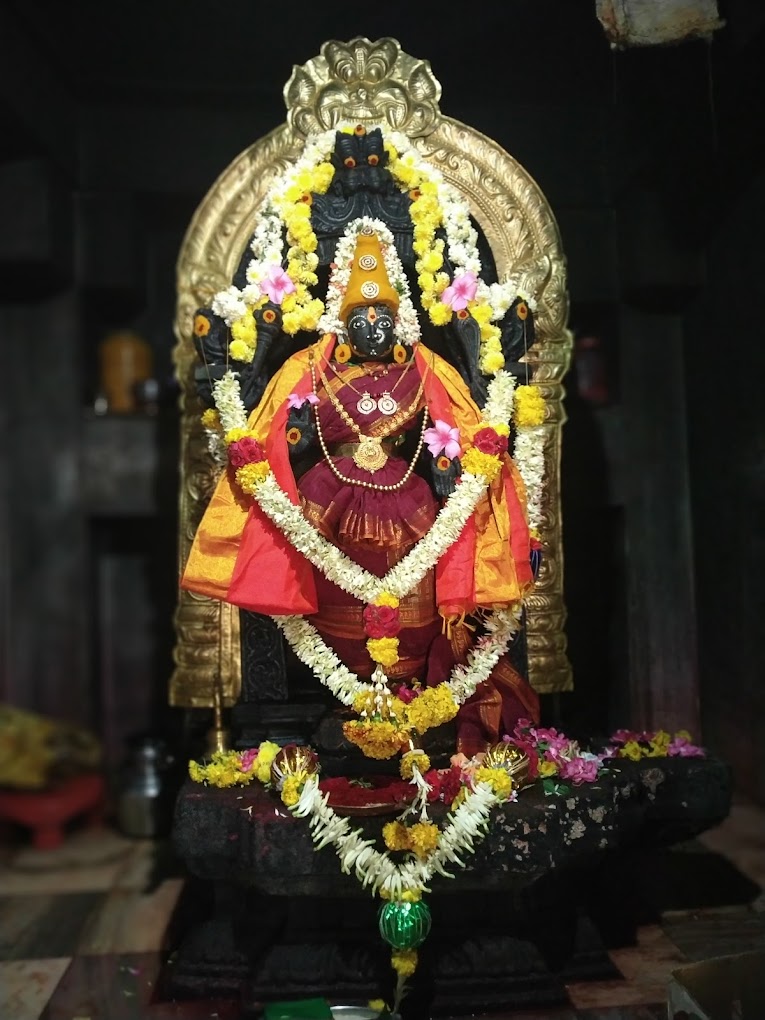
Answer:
349, 316, 367, 332
377, 317, 393, 331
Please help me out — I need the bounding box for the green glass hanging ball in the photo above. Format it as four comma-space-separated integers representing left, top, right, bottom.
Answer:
378, 898, 432, 949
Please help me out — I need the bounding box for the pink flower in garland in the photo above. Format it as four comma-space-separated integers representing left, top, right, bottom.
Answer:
240, 748, 259, 772
260, 263, 296, 305
228, 436, 266, 467
423, 419, 461, 459
441, 271, 478, 311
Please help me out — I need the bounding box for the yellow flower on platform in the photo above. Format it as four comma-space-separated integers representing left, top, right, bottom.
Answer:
343, 719, 408, 759
474, 765, 513, 802
409, 822, 439, 859
254, 741, 281, 784
537, 760, 559, 778
404, 685, 458, 734
621, 740, 645, 761
280, 773, 306, 807
400, 749, 430, 780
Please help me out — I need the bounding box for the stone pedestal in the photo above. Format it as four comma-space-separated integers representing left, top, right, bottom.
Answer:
167, 755, 732, 1017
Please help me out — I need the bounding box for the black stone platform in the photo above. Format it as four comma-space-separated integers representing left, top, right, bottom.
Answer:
166, 755, 732, 1018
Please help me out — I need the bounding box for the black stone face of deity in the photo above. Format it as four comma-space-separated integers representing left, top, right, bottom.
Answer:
345, 303, 396, 361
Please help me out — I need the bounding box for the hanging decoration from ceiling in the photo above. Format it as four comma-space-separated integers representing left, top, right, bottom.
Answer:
595, 0, 724, 47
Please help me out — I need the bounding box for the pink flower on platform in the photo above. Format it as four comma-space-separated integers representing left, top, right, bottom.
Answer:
668, 735, 706, 757
240, 748, 259, 772
260, 263, 296, 305
441, 271, 478, 311
423, 419, 461, 459
558, 756, 600, 785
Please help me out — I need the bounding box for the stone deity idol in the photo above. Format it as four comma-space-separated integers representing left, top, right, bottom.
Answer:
181, 219, 541, 760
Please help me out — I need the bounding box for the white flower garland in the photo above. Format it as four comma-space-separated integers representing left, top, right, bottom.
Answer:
208, 123, 538, 335
254, 469, 487, 605
513, 425, 546, 533
292, 774, 503, 898
274, 606, 521, 708
317, 216, 422, 346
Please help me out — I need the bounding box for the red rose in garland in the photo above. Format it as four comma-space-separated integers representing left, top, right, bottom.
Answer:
363, 603, 401, 639
472, 427, 508, 456
228, 436, 266, 467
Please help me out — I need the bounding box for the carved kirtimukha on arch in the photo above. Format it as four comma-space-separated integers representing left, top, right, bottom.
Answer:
170, 36, 572, 713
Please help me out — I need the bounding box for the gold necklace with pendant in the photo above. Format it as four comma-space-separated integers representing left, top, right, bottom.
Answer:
311, 353, 428, 473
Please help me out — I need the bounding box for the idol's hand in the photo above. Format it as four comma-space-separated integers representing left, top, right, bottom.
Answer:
431, 455, 462, 499
286, 402, 316, 457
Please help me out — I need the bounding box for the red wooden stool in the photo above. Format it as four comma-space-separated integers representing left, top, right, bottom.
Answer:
0, 772, 107, 849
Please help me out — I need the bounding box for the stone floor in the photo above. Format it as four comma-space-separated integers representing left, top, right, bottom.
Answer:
0, 793, 762, 1020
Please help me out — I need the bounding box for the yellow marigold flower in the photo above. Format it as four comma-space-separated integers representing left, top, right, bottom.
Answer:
200, 408, 220, 429
282, 312, 301, 335
343, 720, 407, 759
402, 889, 421, 902
391, 949, 418, 977
225, 427, 249, 444
479, 322, 501, 344
367, 636, 399, 668
231, 313, 257, 346
514, 385, 546, 427
400, 749, 430, 780
480, 349, 505, 375
189, 760, 206, 782
280, 773, 305, 807
537, 759, 559, 778
474, 766, 513, 802
405, 686, 458, 734
420, 292, 435, 310
428, 302, 453, 327
368, 1000, 387, 1013
484, 421, 510, 437
375, 592, 399, 608
383, 820, 411, 851
254, 740, 281, 784
229, 339, 254, 363
311, 163, 334, 192
418, 271, 436, 295
651, 729, 671, 749
462, 447, 503, 482
470, 303, 493, 326
420, 250, 444, 274
236, 462, 270, 493
434, 271, 450, 295
409, 822, 439, 859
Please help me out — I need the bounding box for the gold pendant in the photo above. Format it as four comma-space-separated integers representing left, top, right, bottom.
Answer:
353, 436, 388, 473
